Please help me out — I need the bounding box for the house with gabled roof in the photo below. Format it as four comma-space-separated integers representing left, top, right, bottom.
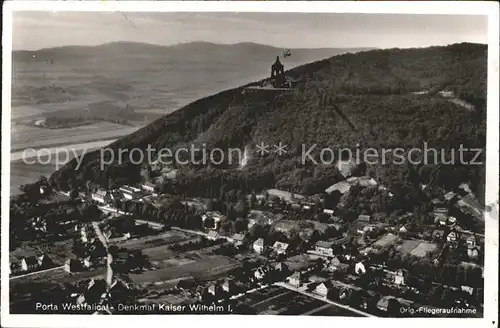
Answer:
435, 215, 449, 226
314, 281, 335, 298
377, 296, 395, 312
230, 233, 246, 247
461, 285, 474, 296
253, 266, 267, 280
287, 271, 302, 287
432, 229, 446, 241
9, 262, 21, 275
253, 238, 265, 254
315, 241, 334, 257
92, 190, 111, 204
141, 181, 156, 193
467, 245, 480, 259
207, 230, 221, 241
447, 231, 459, 242
394, 269, 406, 285
273, 241, 289, 255
323, 209, 335, 215
274, 262, 289, 272
202, 211, 225, 230
355, 261, 366, 275
222, 279, 238, 294
21, 256, 39, 271
357, 214, 371, 223
64, 258, 82, 273
465, 235, 477, 247
37, 254, 52, 268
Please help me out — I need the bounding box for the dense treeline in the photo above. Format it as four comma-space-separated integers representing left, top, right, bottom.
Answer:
51, 43, 487, 206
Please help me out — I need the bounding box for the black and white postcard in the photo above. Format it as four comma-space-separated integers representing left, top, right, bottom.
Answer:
2, 2, 498, 328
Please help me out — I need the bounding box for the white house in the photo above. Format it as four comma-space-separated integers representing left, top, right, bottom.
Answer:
34, 118, 46, 127
253, 266, 271, 280
201, 211, 225, 230
207, 231, 221, 241
355, 261, 366, 275
119, 186, 141, 200
253, 238, 265, 254
92, 190, 110, 204
447, 231, 458, 242
83, 256, 93, 269
314, 281, 334, 298
287, 272, 302, 287
21, 256, 39, 271
467, 245, 480, 259
394, 270, 405, 285
315, 241, 334, 257
466, 235, 477, 247
141, 182, 156, 193
231, 234, 246, 247
273, 241, 289, 255
461, 285, 474, 295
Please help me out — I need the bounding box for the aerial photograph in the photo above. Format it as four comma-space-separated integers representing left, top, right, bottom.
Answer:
3, 7, 496, 322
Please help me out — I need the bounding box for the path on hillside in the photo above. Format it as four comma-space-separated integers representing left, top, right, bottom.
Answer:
412, 90, 476, 111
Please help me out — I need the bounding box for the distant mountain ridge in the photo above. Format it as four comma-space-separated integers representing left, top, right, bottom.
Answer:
12, 41, 372, 124
13, 41, 373, 63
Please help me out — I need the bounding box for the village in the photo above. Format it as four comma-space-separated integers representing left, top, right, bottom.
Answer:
7, 163, 485, 317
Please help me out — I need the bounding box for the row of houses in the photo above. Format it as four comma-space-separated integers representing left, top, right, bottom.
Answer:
10, 254, 53, 274
91, 183, 157, 204
201, 211, 225, 230
206, 231, 291, 256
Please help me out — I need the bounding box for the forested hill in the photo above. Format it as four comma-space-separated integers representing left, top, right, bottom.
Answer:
51, 42, 487, 205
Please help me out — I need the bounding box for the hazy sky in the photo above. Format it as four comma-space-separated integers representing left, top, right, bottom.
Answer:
12, 12, 488, 50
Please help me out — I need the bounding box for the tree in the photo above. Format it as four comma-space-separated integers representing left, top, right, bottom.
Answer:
386, 298, 401, 317
249, 224, 268, 240
234, 218, 248, 233
250, 193, 258, 209
70, 188, 79, 200
236, 189, 245, 202
206, 199, 214, 211
429, 285, 444, 305
234, 200, 247, 218
39, 175, 48, 186
121, 217, 136, 233
220, 221, 234, 234
204, 217, 215, 229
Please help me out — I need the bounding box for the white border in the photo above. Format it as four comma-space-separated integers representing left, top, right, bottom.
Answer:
2, 2, 499, 328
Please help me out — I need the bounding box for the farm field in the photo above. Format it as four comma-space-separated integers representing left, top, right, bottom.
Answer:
10, 122, 137, 151
372, 233, 400, 248
115, 230, 197, 250
397, 239, 425, 256
10, 238, 74, 268
130, 255, 240, 286
10, 138, 113, 196
309, 304, 364, 317
234, 285, 361, 316
10, 160, 56, 195
408, 241, 438, 257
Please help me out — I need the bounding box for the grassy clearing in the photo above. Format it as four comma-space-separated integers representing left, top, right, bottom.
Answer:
372, 233, 400, 248
396, 240, 422, 256
10, 122, 138, 151
409, 241, 438, 258
129, 255, 239, 284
